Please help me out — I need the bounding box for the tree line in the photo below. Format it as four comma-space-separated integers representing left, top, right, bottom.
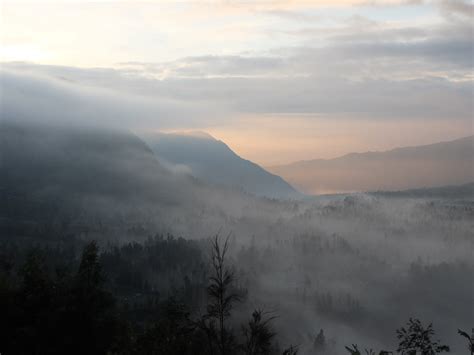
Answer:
0, 234, 472, 354
0, 235, 297, 354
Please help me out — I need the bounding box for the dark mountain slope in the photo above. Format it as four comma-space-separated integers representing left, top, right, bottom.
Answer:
0, 121, 199, 240
141, 132, 302, 199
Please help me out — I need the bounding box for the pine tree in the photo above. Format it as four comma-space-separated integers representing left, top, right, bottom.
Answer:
204, 234, 241, 355
241, 309, 276, 355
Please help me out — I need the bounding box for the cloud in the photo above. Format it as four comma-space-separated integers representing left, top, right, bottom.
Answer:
0, 68, 226, 130
3, 23, 471, 125
112, 19, 471, 121
438, 0, 473, 19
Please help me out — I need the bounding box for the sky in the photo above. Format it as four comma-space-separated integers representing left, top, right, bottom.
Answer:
1, 0, 473, 165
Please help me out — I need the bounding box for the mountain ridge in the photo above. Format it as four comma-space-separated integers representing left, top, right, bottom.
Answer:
140, 131, 303, 200
268, 135, 474, 195
269, 135, 474, 168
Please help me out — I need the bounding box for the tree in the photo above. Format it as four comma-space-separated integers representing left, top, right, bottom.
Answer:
345, 345, 393, 355
314, 329, 326, 353
396, 318, 449, 354
346, 344, 362, 355
204, 234, 242, 355
136, 298, 200, 355
457, 329, 473, 355
15, 250, 54, 354
241, 309, 276, 355
19, 249, 52, 301
282, 345, 299, 355
76, 240, 103, 291
69, 241, 123, 355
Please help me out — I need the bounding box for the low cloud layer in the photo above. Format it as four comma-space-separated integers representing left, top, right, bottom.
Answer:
0, 68, 226, 130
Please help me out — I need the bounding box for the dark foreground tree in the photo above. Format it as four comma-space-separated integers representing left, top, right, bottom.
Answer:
202, 234, 242, 355
345, 318, 451, 354
458, 328, 474, 355
15, 250, 54, 354
135, 298, 202, 355
68, 241, 125, 355
345, 344, 362, 354
0, 242, 127, 355
396, 318, 449, 354
241, 309, 276, 355
345, 344, 393, 355
199, 235, 298, 355
0, 235, 298, 355
282, 345, 299, 355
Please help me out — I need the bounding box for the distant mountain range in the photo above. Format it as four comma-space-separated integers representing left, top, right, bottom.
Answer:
140, 131, 302, 199
268, 136, 474, 195
369, 182, 474, 199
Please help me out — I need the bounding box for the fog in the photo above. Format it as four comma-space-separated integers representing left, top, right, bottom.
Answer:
1, 69, 473, 354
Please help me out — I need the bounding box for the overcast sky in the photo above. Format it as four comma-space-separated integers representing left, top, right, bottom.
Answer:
1, 0, 472, 165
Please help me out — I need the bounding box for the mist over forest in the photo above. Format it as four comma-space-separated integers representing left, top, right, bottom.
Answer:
1, 1, 473, 351
1, 95, 473, 354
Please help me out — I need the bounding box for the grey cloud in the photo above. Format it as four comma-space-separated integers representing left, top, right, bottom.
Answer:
0, 68, 226, 129
181, 76, 471, 119
116, 25, 472, 120
329, 36, 473, 70
438, 0, 473, 19
3, 56, 471, 127
283, 17, 472, 71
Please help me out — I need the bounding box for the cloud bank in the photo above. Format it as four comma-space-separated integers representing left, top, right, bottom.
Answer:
0, 68, 226, 130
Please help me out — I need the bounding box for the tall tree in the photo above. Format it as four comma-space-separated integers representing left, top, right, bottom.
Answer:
205, 234, 241, 355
